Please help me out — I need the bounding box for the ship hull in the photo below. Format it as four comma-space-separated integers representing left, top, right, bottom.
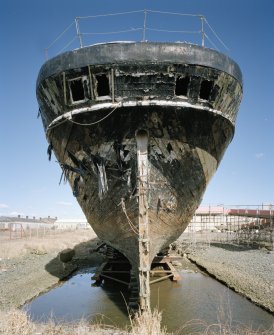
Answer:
36, 42, 243, 309
48, 104, 233, 266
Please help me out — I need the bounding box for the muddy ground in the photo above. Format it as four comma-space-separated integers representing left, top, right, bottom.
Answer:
0, 230, 273, 316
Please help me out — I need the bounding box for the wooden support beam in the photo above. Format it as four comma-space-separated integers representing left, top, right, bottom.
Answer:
150, 273, 173, 284
150, 269, 174, 274
92, 261, 108, 281
100, 274, 129, 286
153, 256, 183, 263
165, 262, 181, 281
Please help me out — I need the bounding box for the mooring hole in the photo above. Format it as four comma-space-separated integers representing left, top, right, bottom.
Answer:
96, 74, 110, 97
199, 80, 214, 100
70, 79, 85, 102
175, 76, 189, 96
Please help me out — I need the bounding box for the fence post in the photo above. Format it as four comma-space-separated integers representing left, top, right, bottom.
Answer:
142, 9, 147, 42
200, 16, 205, 47
45, 48, 49, 61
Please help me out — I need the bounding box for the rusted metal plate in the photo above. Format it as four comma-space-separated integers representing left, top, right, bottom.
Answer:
37, 42, 243, 310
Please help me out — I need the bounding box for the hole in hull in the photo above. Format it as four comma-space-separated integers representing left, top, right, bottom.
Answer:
96, 74, 110, 97
175, 76, 189, 96
199, 80, 214, 100
70, 79, 85, 102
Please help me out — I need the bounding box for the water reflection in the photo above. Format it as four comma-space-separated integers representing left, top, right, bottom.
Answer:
24, 268, 274, 333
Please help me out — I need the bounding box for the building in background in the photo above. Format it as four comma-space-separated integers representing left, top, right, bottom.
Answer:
54, 218, 90, 230
187, 205, 273, 233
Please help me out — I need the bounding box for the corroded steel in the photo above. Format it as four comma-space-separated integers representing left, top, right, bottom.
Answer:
36, 42, 243, 309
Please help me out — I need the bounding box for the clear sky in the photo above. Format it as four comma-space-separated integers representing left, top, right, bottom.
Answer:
0, 0, 273, 219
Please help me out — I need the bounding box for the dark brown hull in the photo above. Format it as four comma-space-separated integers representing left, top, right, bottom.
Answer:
37, 42, 243, 308
48, 105, 233, 265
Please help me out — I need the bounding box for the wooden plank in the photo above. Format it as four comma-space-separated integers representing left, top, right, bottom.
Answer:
153, 256, 183, 263
150, 269, 172, 274
166, 262, 181, 281
100, 274, 129, 286
150, 273, 173, 284
92, 262, 108, 280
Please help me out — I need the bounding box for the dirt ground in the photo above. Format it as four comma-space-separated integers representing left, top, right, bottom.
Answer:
0, 229, 103, 311
0, 230, 274, 328
0, 232, 167, 335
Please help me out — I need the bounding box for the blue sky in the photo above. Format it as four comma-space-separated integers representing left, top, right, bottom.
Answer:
0, 0, 273, 219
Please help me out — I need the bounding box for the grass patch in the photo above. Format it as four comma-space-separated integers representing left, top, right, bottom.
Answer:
130, 309, 168, 335
1, 309, 273, 335
175, 320, 274, 335
0, 230, 95, 259
0, 309, 124, 335
0, 308, 167, 335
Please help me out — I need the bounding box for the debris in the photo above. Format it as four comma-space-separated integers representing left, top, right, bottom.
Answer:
47, 143, 53, 161
59, 248, 75, 263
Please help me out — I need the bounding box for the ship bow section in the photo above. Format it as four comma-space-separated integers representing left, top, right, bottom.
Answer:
36, 42, 243, 282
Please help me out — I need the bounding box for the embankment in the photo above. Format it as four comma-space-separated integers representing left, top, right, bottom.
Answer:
187, 243, 274, 313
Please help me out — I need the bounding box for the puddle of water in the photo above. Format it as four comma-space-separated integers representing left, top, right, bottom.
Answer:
24, 267, 130, 327
23, 268, 274, 333
151, 270, 274, 333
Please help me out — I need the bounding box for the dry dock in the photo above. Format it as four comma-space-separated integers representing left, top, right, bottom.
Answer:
0, 229, 273, 314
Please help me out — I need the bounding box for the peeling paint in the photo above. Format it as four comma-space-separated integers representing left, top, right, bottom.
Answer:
96, 160, 108, 200
37, 42, 243, 310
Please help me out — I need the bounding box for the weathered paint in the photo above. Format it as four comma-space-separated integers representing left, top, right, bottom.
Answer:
36, 42, 243, 309
136, 130, 150, 310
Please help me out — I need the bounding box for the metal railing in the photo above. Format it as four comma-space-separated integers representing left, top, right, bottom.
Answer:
44, 9, 229, 60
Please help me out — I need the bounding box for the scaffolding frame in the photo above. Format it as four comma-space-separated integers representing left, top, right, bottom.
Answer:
184, 205, 273, 250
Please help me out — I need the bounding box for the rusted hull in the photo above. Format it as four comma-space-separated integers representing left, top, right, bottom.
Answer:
48, 105, 233, 267
36, 42, 243, 309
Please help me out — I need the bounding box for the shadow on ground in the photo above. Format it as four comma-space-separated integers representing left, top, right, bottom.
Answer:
45, 237, 105, 279
209, 242, 261, 251
44, 237, 130, 317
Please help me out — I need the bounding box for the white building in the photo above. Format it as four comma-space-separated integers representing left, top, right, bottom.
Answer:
54, 218, 90, 230
186, 206, 273, 233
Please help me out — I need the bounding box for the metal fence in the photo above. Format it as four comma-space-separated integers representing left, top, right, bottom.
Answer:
0, 222, 89, 241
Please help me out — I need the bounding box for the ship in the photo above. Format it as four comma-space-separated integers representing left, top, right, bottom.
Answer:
37, 40, 243, 309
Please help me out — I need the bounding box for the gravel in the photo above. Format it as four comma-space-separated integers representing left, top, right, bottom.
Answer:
187, 243, 274, 313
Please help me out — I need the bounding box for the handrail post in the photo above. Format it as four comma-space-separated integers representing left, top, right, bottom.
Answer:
200, 15, 205, 47
142, 9, 147, 42
75, 17, 83, 48
44, 48, 49, 61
